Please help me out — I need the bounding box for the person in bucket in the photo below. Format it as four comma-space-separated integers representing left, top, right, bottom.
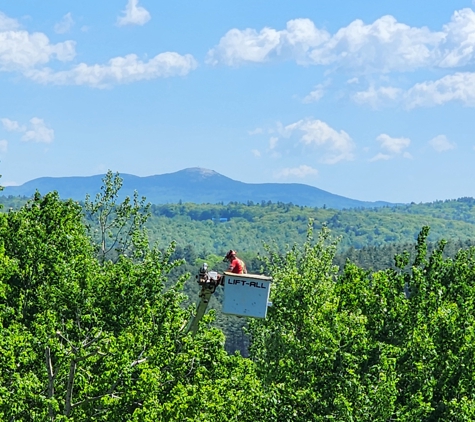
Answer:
223, 250, 247, 274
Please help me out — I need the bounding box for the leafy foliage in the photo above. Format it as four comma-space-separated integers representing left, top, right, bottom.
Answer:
249, 224, 475, 420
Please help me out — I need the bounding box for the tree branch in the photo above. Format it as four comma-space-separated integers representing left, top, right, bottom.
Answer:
64, 359, 76, 417
81, 331, 102, 348
45, 347, 55, 421
71, 350, 148, 410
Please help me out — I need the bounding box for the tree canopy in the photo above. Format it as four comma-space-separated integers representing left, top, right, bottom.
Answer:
2, 179, 475, 420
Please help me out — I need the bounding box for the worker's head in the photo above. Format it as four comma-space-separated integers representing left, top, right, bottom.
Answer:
223, 250, 236, 262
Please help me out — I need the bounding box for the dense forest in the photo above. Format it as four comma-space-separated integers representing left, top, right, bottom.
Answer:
2, 174, 475, 420
3, 191, 475, 255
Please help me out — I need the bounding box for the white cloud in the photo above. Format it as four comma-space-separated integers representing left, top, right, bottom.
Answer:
54, 13, 74, 34
206, 27, 281, 66
303, 82, 327, 103
438, 8, 475, 68
0, 11, 20, 31
369, 152, 391, 162
309, 15, 442, 72
351, 71, 475, 109
25, 52, 198, 88
207, 8, 475, 73
0, 27, 76, 71
428, 135, 456, 152
206, 18, 329, 66
1, 117, 54, 144
371, 133, 411, 161
276, 164, 318, 178
248, 127, 263, 135
0, 140, 8, 153
21, 118, 54, 143
353, 85, 402, 108
377, 133, 410, 154
269, 136, 278, 150
406, 72, 475, 108
277, 119, 354, 164
117, 0, 151, 27
1, 118, 25, 132
251, 149, 261, 157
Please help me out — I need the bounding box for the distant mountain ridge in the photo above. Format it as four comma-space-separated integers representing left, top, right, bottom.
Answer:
1, 167, 395, 209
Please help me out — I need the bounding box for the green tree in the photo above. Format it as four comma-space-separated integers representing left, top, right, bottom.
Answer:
313, 225, 475, 421
84, 170, 150, 262
392, 228, 475, 420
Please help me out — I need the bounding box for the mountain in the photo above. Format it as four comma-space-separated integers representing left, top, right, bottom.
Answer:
1, 168, 395, 209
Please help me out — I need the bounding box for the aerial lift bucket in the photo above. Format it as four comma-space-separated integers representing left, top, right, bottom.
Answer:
222, 272, 272, 319
187, 265, 272, 335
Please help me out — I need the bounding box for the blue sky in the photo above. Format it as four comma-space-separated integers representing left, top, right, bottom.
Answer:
0, 0, 474, 203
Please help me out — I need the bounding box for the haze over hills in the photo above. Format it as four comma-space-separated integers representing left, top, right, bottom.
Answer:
2, 168, 395, 209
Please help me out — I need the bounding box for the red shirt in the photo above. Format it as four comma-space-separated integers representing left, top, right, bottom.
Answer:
228, 258, 246, 274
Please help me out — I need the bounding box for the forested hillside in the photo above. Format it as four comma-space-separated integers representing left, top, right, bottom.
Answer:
3, 194, 475, 255
144, 200, 475, 255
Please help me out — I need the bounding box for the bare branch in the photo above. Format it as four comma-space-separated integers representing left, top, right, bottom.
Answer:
71, 349, 148, 411
130, 358, 147, 367
45, 347, 55, 420
186, 358, 195, 377
75, 349, 107, 362
82, 331, 102, 348
56, 331, 78, 354
64, 359, 77, 417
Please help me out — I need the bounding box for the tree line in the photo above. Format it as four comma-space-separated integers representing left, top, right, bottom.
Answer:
4, 193, 475, 254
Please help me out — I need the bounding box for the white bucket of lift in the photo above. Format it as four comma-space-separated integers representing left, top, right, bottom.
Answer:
222, 272, 272, 318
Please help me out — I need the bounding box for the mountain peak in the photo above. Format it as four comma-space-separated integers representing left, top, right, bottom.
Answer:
181, 167, 220, 177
